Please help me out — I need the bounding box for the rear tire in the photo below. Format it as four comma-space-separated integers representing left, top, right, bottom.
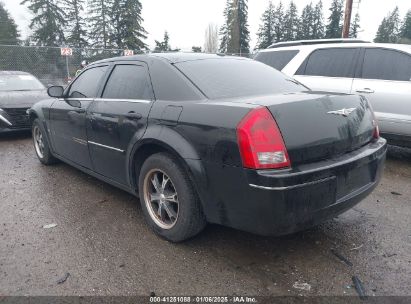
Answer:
32, 118, 57, 165
138, 152, 206, 242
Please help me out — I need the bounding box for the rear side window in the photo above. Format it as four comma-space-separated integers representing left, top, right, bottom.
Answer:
68, 66, 107, 98
102, 64, 153, 100
296, 48, 358, 78
254, 50, 299, 70
175, 59, 306, 99
361, 48, 411, 81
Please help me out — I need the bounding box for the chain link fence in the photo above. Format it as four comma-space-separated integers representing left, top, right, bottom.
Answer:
0, 45, 253, 86
0, 45, 138, 86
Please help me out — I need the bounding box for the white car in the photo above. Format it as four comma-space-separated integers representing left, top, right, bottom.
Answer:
254, 39, 411, 148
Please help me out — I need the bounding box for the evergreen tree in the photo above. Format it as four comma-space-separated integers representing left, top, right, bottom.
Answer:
298, 2, 314, 40
219, 0, 232, 53
312, 0, 325, 39
154, 31, 179, 52
88, 0, 114, 48
400, 10, 411, 44
21, 0, 66, 46
283, 1, 300, 41
272, 1, 285, 43
64, 0, 88, 47
0, 3, 20, 44
111, 0, 147, 50
325, 0, 344, 38
219, 0, 250, 54
237, 0, 250, 54
374, 7, 401, 43
256, 1, 275, 49
349, 13, 360, 38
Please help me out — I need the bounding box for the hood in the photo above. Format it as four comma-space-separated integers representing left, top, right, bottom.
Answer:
0, 90, 48, 109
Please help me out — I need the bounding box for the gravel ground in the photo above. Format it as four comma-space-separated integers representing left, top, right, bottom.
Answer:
0, 132, 410, 297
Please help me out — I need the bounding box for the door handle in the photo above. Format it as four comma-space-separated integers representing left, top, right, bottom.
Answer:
74, 108, 86, 113
125, 111, 142, 120
356, 88, 375, 94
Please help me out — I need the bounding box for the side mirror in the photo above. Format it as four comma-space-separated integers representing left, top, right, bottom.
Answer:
47, 86, 64, 98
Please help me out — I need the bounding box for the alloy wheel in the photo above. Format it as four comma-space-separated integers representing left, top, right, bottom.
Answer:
33, 125, 45, 159
143, 169, 179, 229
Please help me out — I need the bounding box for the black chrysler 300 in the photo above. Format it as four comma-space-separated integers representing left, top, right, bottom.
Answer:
28, 53, 387, 242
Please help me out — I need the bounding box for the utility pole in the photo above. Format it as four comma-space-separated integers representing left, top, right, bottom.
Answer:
342, 0, 353, 38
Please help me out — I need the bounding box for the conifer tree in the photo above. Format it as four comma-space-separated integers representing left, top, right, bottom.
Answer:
256, 1, 275, 49
219, 0, 232, 53
400, 10, 411, 44
312, 0, 325, 39
21, 0, 66, 46
283, 1, 300, 41
374, 7, 401, 43
298, 2, 314, 40
325, 0, 344, 38
65, 0, 88, 47
272, 1, 285, 43
219, 0, 250, 54
88, 0, 114, 48
154, 31, 171, 52
349, 13, 360, 38
111, 0, 147, 50
0, 3, 20, 44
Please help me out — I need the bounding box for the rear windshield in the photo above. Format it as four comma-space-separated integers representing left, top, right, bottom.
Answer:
0, 74, 45, 91
175, 58, 306, 99
254, 50, 299, 70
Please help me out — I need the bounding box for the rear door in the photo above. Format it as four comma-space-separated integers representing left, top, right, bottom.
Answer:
50, 65, 108, 168
351, 47, 411, 137
86, 62, 154, 185
293, 47, 360, 93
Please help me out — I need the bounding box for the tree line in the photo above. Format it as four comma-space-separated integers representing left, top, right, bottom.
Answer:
0, 0, 147, 50
0, 0, 410, 53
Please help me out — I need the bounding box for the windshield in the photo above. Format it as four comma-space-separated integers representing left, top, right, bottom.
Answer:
175, 58, 307, 99
0, 74, 45, 92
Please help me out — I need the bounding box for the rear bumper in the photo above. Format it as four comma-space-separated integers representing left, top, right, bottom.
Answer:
196, 138, 387, 236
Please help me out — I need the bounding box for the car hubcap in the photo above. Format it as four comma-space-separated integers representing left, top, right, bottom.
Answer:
143, 169, 179, 230
33, 125, 45, 159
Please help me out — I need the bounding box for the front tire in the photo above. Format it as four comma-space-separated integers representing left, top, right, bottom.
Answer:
138, 153, 206, 242
32, 118, 57, 165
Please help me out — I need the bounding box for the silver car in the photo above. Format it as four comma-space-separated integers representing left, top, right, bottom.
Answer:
255, 39, 411, 148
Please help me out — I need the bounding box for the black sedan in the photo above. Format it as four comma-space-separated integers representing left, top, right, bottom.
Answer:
28, 53, 387, 242
0, 71, 47, 132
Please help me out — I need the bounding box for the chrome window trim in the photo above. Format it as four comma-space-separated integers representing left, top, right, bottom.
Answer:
96, 98, 152, 104
88, 141, 124, 153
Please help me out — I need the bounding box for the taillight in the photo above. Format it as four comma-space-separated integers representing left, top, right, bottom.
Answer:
237, 107, 290, 169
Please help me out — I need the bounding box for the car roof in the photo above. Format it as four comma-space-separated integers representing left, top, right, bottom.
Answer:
0, 71, 32, 76
259, 42, 411, 54
90, 52, 246, 66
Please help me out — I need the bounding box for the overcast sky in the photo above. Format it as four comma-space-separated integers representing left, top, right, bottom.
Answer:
2, 0, 410, 50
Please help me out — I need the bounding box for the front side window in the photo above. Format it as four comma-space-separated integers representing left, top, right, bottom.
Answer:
68, 66, 108, 98
361, 48, 411, 81
296, 48, 359, 78
254, 50, 299, 71
102, 64, 153, 100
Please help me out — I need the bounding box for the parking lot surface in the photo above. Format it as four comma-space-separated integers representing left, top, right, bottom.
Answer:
1, 133, 410, 297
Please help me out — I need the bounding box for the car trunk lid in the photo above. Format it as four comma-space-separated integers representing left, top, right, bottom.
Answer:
245, 91, 376, 165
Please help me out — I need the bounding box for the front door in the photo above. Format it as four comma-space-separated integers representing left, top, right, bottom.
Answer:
351, 48, 411, 137
49, 65, 109, 168
86, 63, 154, 185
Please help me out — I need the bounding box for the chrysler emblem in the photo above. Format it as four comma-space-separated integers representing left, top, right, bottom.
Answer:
327, 108, 357, 117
